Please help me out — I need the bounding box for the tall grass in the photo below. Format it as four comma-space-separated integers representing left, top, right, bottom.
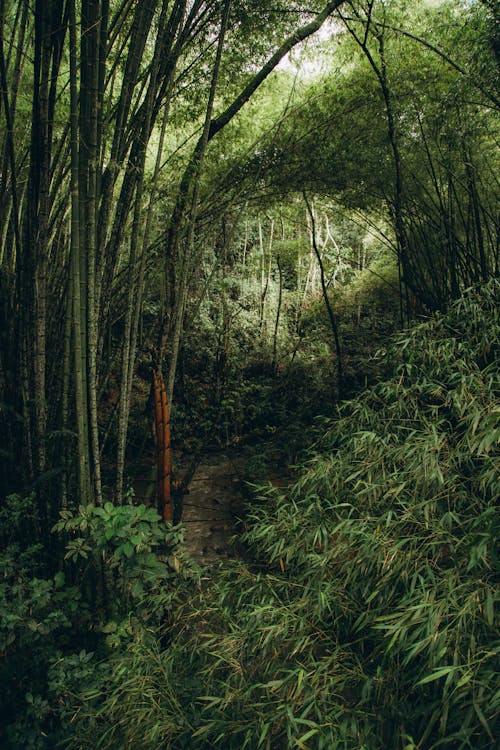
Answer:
67, 281, 499, 749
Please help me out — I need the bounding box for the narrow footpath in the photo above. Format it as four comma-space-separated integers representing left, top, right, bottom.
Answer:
181, 452, 245, 565
132, 450, 247, 564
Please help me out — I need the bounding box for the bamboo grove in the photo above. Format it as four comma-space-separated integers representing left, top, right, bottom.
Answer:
0, 0, 498, 532
0, 2, 498, 746
0, 0, 347, 522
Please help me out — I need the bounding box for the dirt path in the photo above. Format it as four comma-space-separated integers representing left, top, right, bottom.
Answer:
181, 452, 245, 565
133, 449, 291, 566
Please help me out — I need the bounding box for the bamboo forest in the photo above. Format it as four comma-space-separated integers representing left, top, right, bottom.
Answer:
0, 0, 499, 747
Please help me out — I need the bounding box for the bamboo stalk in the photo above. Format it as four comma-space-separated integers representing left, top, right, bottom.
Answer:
152, 369, 164, 517
152, 368, 172, 522
159, 371, 172, 521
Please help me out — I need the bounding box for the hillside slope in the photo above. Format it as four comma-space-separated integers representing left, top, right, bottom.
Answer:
64, 280, 499, 750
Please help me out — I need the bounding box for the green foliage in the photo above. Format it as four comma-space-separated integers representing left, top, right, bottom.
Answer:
53, 500, 200, 621
2, 1, 499, 745
0, 494, 79, 746
0, 539, 81, 749
232, 0, 499, 310
0, 553, 76, 655
66, 280, 499, 749
333, 249, 401, 391
230, 282, 499, 748
0, 496, 200, 749
173, 261, 339, 456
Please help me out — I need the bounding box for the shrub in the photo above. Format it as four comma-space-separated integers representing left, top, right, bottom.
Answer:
1, 499, 200, 749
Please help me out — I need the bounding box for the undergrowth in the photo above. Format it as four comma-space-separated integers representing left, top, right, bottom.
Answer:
4, 281, 498, 749
160, 280, 498, 750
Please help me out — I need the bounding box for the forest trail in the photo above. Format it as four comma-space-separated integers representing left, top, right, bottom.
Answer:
132, 448, 291, 565
181, 453, 246, 565
132, 450, 247, 563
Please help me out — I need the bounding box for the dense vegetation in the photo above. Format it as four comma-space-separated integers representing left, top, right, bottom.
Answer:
2, 281, 498, 749
0, 0, 498, 747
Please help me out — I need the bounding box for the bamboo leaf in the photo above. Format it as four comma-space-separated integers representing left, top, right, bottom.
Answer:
416, 666, 456, 686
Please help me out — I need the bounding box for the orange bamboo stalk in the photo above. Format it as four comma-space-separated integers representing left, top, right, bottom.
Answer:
152, 368, 173, 522
152, 370, 165, 518
159, 372, 172, 521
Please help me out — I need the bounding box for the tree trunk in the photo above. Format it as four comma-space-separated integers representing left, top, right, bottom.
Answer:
69, 0, 91, 503
304, 191, 343, 399
272, 253, 284, 372
166, 0, 232, 404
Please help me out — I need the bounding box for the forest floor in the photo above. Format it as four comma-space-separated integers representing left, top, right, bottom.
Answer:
181, 452, 246, 565
132, 446, 292, 565
132, 449, 248, 563
179, 447, 295, 565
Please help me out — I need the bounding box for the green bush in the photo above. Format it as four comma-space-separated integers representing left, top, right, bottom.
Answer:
0, 541, 81, 748
53, 500, 199, 618
0, 499, 200, 749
